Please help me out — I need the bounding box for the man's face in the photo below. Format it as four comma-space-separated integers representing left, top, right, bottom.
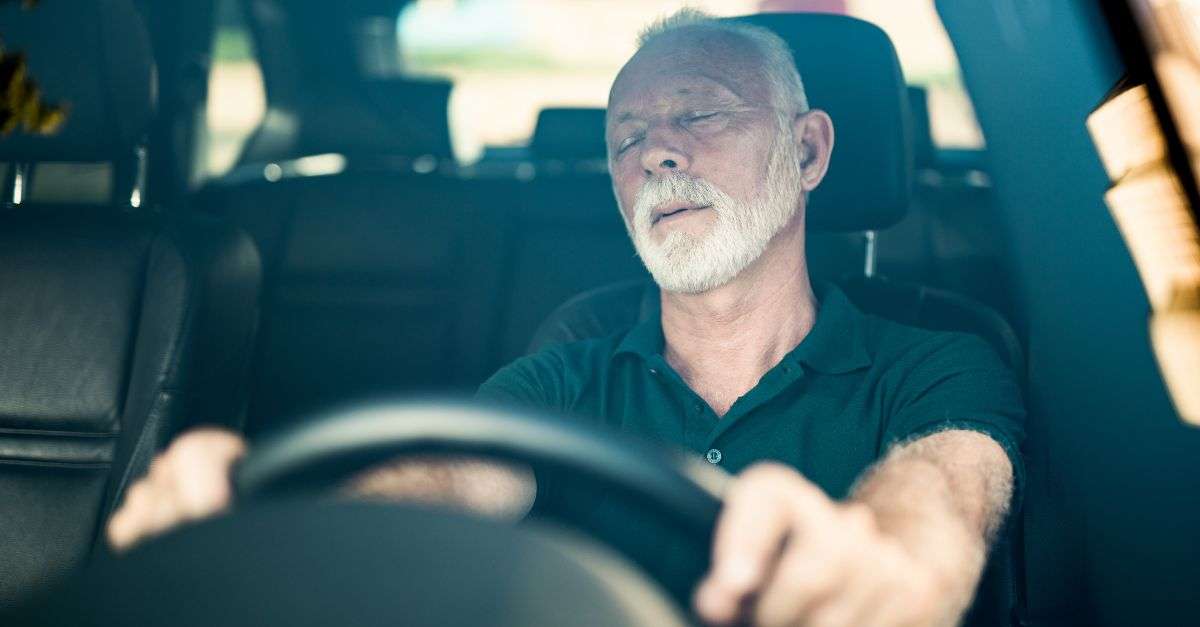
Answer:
606, 30, 806, 294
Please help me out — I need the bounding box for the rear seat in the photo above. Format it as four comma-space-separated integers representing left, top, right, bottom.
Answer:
198, 112, 872, 435
202, 83, 1002, 436
496, 108, 648, 361
201, 170, 518, 435
200, 103, 654, 434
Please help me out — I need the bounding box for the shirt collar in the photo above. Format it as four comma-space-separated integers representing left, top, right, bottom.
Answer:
614, 282, 872, 375
787, 284, 872, 374
614, 307, 664, 358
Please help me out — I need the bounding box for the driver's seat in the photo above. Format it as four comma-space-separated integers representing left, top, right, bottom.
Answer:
528, 12, 1024, 374
527, 13, 1024, 627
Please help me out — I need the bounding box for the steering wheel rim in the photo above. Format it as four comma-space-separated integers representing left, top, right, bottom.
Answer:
234, 399, 729, 570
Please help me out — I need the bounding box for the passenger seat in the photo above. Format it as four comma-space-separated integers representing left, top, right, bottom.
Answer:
0, 0, 261, 606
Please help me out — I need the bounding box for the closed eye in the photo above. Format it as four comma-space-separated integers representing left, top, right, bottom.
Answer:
617, 135, 642, 154
684, 111, 720, 124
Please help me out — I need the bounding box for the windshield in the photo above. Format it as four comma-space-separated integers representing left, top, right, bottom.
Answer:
394, 0, 983, 163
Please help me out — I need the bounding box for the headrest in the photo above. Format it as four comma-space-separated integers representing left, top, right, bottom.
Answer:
728, 13, 913, 232
530, 108, 608, 161
0, 0, 155, 162
907, 86, 936, 169
238, 78, 454, 164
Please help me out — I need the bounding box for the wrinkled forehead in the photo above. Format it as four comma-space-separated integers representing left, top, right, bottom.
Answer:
607, 29, 774, 122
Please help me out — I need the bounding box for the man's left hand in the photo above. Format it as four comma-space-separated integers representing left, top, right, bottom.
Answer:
693, 463, 948, 627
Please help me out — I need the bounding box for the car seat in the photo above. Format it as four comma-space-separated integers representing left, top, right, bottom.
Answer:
527, 13, 1026, 627
0, 0, 261, 606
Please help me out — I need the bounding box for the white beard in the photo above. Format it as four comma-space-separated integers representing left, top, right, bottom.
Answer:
625, 129, 804, 294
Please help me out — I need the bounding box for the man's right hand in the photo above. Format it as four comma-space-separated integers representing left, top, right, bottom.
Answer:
106, 428, 247, 552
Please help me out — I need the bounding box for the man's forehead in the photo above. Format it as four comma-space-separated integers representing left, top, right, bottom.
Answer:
607, 32, 769, 122
609, 74, 740, 122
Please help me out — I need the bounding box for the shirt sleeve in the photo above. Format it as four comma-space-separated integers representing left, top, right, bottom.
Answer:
474, 349, 567, 413
474, 349, 586, 514
883, 332, 1027, 507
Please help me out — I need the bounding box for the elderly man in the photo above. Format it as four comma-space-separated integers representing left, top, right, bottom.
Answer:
108, 10, 1023, 627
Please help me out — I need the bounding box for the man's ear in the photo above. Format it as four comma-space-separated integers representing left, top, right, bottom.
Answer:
792, 109, 835, 192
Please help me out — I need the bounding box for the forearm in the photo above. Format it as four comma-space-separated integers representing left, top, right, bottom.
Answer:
850, 430, 1014, 625
342, 455, 537, 520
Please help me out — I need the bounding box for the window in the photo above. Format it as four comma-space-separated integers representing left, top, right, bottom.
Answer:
199, 0, 266, 181
397, 0, 984, 164
847, 1, 984, 148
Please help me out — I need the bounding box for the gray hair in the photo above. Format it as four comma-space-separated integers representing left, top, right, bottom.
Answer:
637, 8, 810, 118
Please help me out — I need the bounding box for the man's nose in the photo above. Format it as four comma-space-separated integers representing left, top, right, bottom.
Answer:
640, 137, 691, 176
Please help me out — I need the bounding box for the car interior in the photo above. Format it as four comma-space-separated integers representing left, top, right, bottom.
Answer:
1, 0, 1199, 626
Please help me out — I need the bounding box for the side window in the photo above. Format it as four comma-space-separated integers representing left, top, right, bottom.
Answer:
847, 0, 985, 149
198, 0, 266, 182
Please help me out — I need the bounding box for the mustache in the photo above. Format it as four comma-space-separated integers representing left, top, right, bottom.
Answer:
632, 173, 723, 232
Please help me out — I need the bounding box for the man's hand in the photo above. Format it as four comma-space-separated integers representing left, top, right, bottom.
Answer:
106, 428, 247, 552
694, 464, 946, 627
106, 429, 537, 552
694, 431, 1013, 627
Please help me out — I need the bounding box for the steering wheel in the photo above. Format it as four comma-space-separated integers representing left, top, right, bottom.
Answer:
233, 399, 729, 602
9, 400, 731, 627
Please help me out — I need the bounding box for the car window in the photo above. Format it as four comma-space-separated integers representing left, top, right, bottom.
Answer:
200, 0, 266, 181
396, 0, 984, 163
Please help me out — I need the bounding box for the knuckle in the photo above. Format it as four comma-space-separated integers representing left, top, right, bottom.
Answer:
171, 433, 214, 463
181, 480, 232, 516
106, 506, 151, 551
729, 464, 797, 502
843, 503, 877, 534
124, 481, 154, 508
887, 570, 940, 626
106, 521, 132, 549
740, 462, 792, 483
148, 450, 172, 476
909, 572, 941, 619
170, 428, 240, 458
807, 603, 853, 627
106, 509, 129, 535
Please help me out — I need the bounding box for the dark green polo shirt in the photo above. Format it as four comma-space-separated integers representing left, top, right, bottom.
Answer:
477, 285, 1025, 501
477, 285, 1025, 625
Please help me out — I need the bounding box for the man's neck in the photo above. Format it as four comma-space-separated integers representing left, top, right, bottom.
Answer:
659, 224, 818, 416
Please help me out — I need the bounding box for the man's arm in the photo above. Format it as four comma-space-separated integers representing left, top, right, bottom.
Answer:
695, 429, 1014, 627
107, 431, 536, 551
849, 429, 1013, 624
109, 353, 562, 550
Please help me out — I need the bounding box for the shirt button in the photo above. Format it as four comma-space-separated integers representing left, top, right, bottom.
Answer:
705, 448, 723, 464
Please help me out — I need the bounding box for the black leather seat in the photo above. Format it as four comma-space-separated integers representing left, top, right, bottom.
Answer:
0, 0, 261, 606
527, 13, 1024, 627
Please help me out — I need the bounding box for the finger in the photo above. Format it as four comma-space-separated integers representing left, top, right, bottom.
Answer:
165, 432, 243, 518
694, 464, 832, 624
804, 564, 884, 627
858, 593, 916, 627
857, 564, 940, 627
109, 477, 182, 551
751, 502, 877, 627
106, 429, 245, 551
807, 524, 927, 627
750, 536, 842, 627
127, 459, 188, 541
107, 482, 155, 551
694, 468, 793, 624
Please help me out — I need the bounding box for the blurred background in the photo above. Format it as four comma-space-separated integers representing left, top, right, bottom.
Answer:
204, 0, 982, 176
